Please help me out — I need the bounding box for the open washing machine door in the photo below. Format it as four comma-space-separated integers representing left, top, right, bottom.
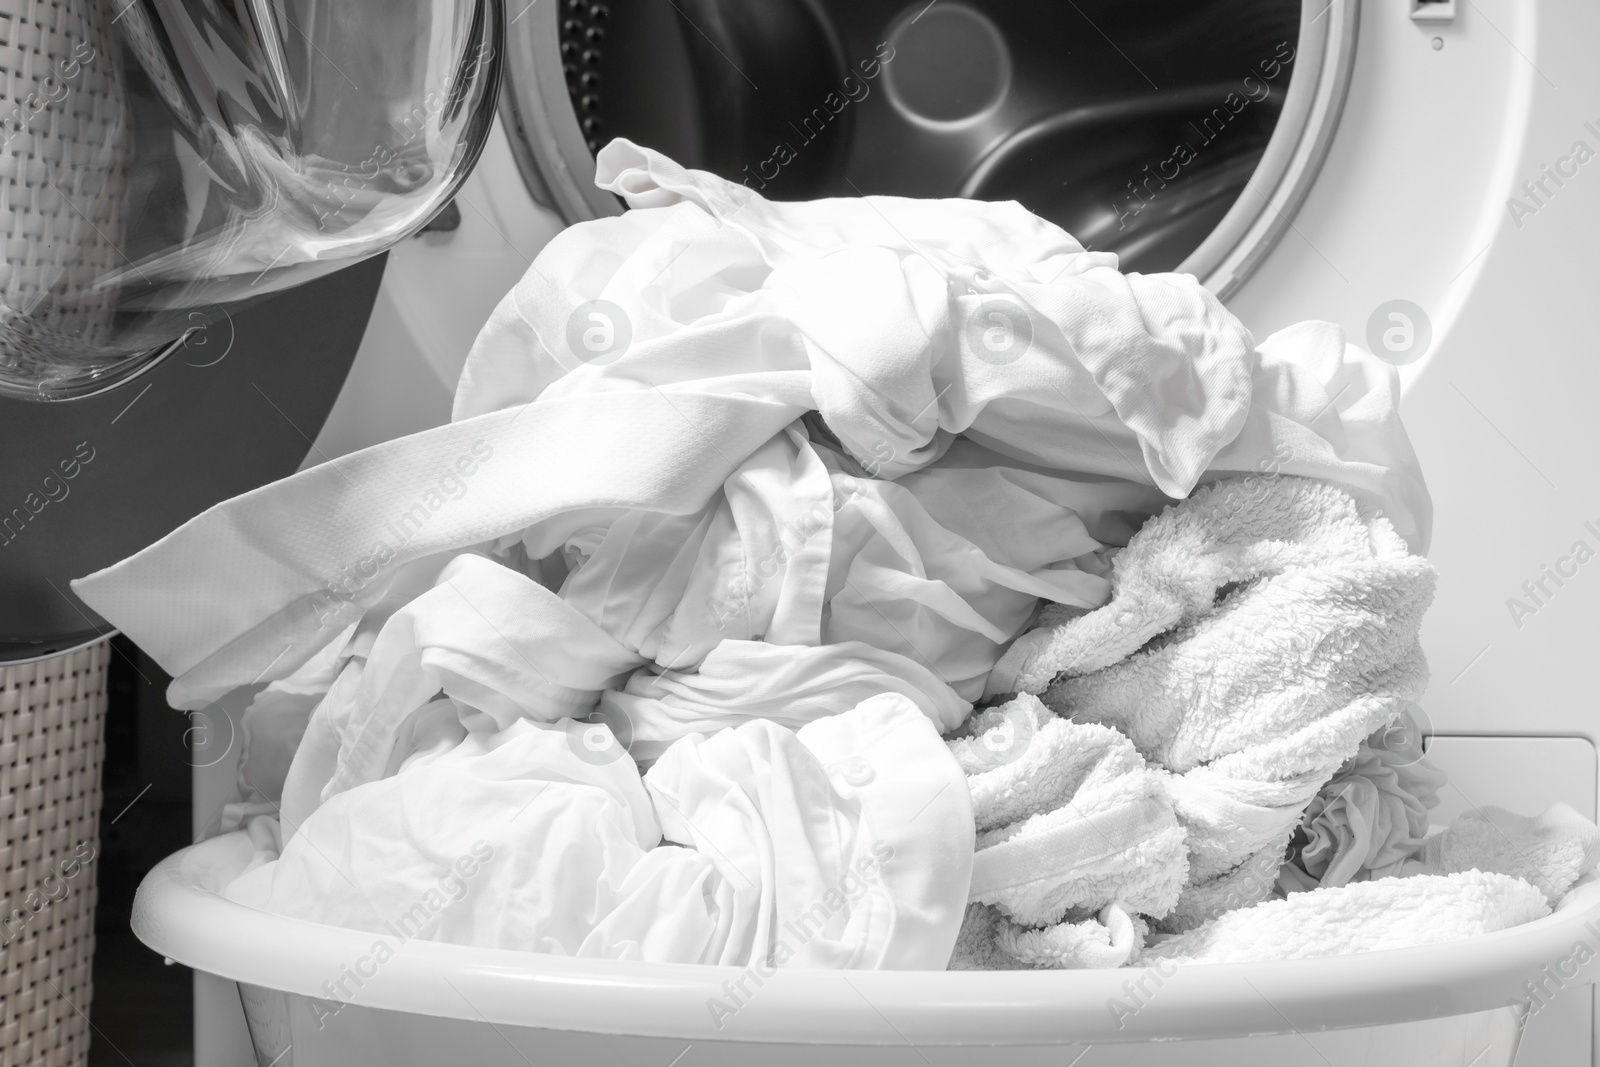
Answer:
0, 0, 500, 400
0, 0, 502, 660
497, 0, 1357, 300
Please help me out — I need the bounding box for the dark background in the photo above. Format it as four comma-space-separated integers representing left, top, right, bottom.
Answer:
91, 636, 194, 1067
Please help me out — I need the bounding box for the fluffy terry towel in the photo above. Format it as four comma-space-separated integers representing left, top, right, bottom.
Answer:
1139, 871, 1550, 964
945, 694, 1187, 967
988, 475, 1438, 930
950, 901, 1149, 970
1400, 803, 1600, 906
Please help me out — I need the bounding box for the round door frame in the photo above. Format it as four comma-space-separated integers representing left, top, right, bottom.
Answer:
499, 0, 627, 222
1179, 0, 1361, 299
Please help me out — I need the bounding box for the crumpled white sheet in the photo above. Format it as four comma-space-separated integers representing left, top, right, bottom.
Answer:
229, 693, 973, 968
534, 425, 1114, 702
265, 459, 1106, 827
274, 551, 642, 834
603, 639, 968, 764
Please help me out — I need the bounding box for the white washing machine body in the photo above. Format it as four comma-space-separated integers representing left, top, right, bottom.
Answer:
203, 0, 1600, 1061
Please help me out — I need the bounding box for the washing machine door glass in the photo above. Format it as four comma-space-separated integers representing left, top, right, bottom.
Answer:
0, 0, 501, 400
501, 0, 1356, 297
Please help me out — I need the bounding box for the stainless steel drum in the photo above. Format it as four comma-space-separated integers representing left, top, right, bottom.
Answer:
501, 0, 1357, 297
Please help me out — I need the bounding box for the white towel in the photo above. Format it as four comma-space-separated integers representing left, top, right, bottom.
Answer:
990, 476, 1437, 930
959, 696, 1188, 926
1399, 803, 1600, 907
946, 695, 1187, 967
949, 901, 1149, 970
1139, 871, 1550, 965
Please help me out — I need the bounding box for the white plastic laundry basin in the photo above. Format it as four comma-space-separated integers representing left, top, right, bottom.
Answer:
135, 831, 1600, 1066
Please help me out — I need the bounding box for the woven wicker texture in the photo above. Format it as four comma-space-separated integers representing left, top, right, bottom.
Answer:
0, 0, 127, 375
1, 642, 108, 1067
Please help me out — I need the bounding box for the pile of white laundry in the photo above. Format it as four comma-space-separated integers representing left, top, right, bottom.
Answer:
75, 142, 1596, 970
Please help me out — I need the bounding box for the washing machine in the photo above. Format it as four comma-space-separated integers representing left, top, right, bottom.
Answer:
181, 0, 1600, 1061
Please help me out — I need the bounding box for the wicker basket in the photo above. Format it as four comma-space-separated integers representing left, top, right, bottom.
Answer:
0, 642, 108, 1067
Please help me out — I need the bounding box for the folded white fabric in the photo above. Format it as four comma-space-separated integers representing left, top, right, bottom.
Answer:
1139, 871, 1550, 965
72, 143, 1428, 712
943, 694, 1186, 967
1398, 803, 1600, 906
990, 476, 1437, 930
228, 693, 972, 968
